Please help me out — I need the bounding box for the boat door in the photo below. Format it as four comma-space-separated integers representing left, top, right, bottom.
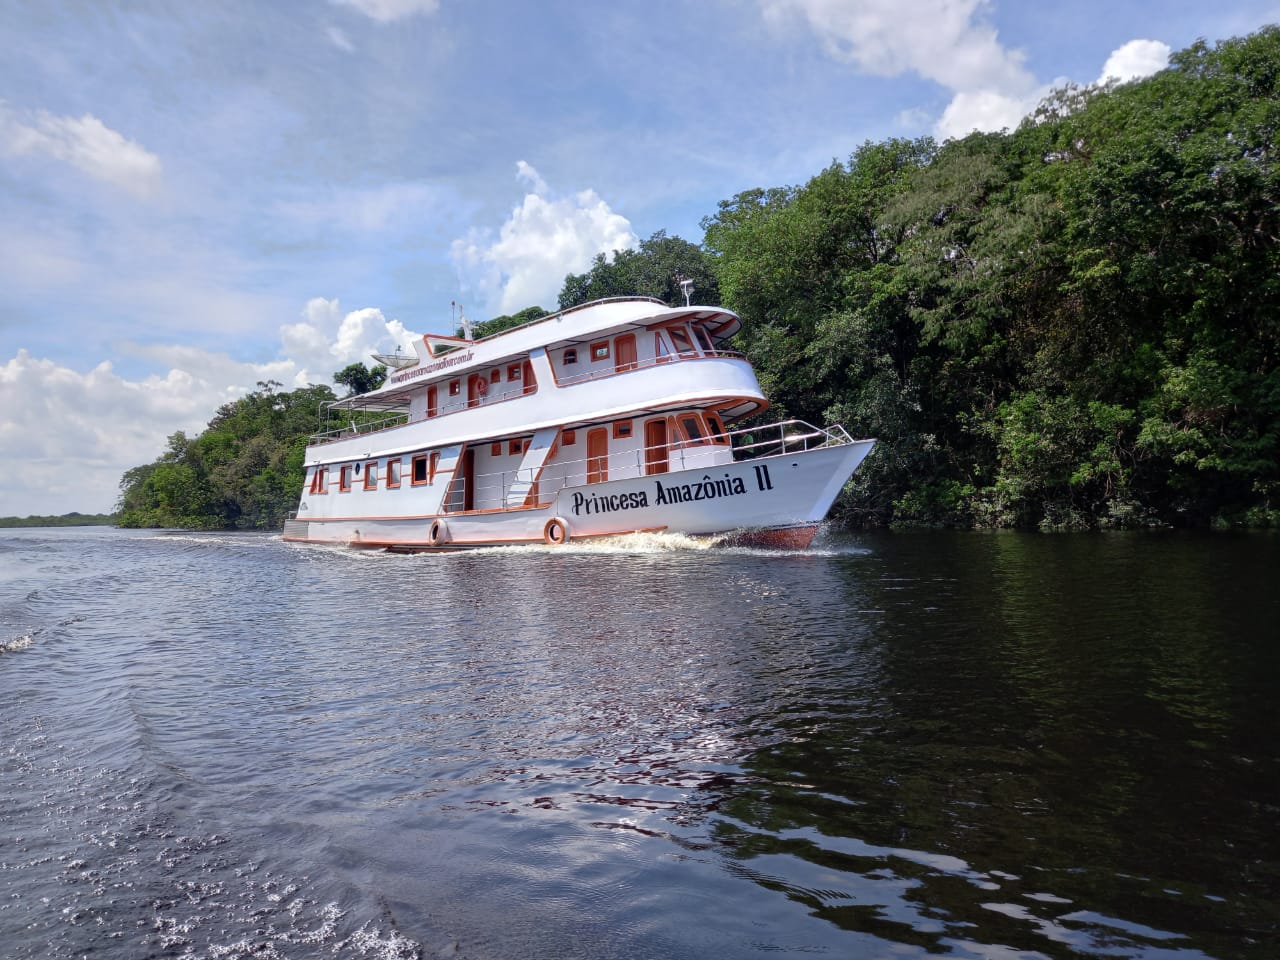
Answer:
587, 428, 609, 483
644, 419, 668, 475
615, 334, 637, 372
461, 447, 475, 510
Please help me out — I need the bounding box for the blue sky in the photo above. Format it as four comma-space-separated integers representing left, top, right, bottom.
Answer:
2, 0, 1277, 516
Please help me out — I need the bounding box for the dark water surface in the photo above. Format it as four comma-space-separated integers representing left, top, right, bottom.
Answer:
1, 527, 1276, 959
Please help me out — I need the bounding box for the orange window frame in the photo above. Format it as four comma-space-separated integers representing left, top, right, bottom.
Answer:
339, 465, 353, 492
705, 412, 729, 444
363, 461, 378, 490
508, 363, 522, 380
590, 340, 610, 362
562, 429, 576, 446
386, 459, 402, 489
612, 420, 632, 439
677, 413, 709, 445
429, 451, 441, 483
411, 454, 429, 486
427, 386, 438, 418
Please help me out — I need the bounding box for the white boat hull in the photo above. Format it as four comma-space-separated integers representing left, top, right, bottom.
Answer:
282, 439, 874, 551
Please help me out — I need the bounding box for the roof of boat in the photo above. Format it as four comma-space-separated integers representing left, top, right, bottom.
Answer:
352, 297, 743, 406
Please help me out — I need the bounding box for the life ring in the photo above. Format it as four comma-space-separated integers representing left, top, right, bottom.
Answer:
427, 518, 447, 547
543, 517, 570, 545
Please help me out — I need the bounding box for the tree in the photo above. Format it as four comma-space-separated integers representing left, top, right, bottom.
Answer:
558, 231, 720, 309
333, 362, 387, 397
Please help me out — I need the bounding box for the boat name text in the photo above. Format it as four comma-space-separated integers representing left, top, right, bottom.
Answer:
570, 467, 770, 517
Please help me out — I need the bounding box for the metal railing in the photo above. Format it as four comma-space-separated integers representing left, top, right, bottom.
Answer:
446, 419, 853, 512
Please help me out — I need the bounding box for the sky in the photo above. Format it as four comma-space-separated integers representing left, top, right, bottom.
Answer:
2, 0, 1277, 517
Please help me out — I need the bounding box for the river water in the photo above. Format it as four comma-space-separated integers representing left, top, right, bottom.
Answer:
1, 527, 1276, 960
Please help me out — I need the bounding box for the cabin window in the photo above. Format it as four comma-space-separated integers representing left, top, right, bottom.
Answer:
669, 325, 696, 356
386, 459, 402, 488
654, 332, 671, 362
427, 386, 438, 418
508, 363, 522, 380
309, 466, 328, 494
412, 454, 429, 485
339, 465, 353, 492
509, 438, 528, 456
491, 442, 503, 457
363, 461, 378, 490
562, 429, 576, 446
613, 420, 632, 440
490, 369, 501, 384
562, 349, 577, 365
429, 451, 441, 483
679, 414, 708, 445
693, 325, 715, 353
590, 341, 610, 362
706, 413, 728, 444
449, 380, 460, 396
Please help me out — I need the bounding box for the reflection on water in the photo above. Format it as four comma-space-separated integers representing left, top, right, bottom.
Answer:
0, 527, 1276, 959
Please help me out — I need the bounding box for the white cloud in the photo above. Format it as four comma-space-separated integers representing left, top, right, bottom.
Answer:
0, 101, 161, 198
450, 163, 638, 316
277, 297, 416, 386
1096, 39, 1171, 84
760, 0, 1031, 93
935, 87, 1045, 139
0, 300, 419, 517
329, 0, 440, 23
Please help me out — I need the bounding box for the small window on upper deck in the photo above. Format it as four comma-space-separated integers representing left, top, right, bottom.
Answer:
508, 363, 523, 380
591, 341, 610, 362
562, 348, 577, 365
449, 380, 460, 396
669, 325, 696, 357
706, 413, 728, 444
679, 414, 708, 445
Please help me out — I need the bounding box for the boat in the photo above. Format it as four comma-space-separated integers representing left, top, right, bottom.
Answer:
281, 296, 874, 551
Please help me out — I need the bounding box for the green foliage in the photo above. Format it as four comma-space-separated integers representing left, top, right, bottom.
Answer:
116, 381, 336, 530
0, 512, 117, 527
333, 362, 387, 396
463, 305, 548, 339
558, 231, 720, 309
707, 28, 1280, 529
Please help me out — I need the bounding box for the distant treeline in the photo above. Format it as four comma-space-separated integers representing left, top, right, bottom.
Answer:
117, 28, 1280, 531
0, 513, 117, 528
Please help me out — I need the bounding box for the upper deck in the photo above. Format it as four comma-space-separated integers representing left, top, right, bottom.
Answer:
306, 298, 764, 463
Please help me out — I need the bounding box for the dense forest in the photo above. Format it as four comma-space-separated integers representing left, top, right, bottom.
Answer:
117, 28, 1279, 531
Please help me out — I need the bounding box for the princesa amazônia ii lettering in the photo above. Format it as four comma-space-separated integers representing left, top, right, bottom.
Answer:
570, 470, 762, 517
